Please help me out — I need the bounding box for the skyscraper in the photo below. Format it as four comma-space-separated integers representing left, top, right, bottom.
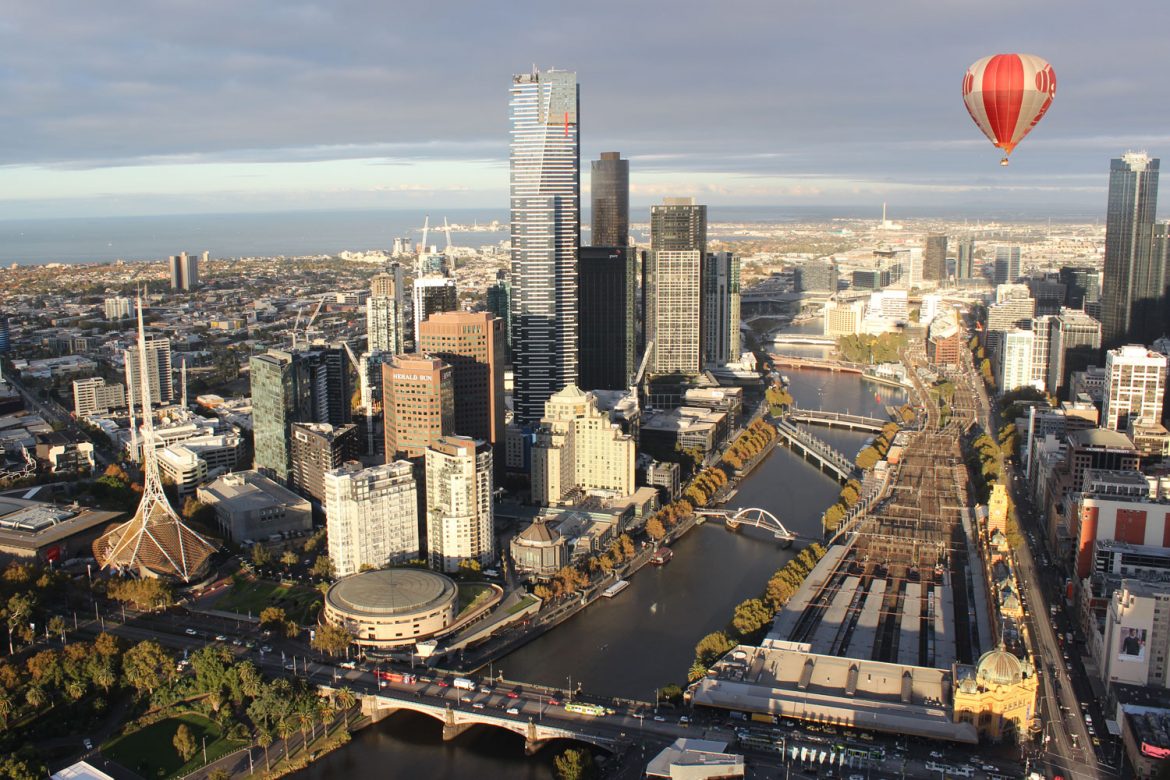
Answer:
591, 152, 629, 247
368, 269, 406, 354
509, 68, 580, 425
577, 246, 636, 390
650, 198, 706, 253
702, 251, 741, 367
1103, 345, 1167, 431
416, 311, 506, 451
994, 246, 1021, 285
412, 276, 458, 342
382, 354, 454, 459
289, 422, 359, 507
486, 271, 512, 358
1047, 309, 1102, 400
169, 251, 204, 291
325, 460, 419, 578
425, 435, 494, 573
1059, 266, 1101, 310
956, 238, 975, 280
923, 235, 947, 282
648, 250, 702, 375
1102, 153, 1162, 347
125, 337, 173, 408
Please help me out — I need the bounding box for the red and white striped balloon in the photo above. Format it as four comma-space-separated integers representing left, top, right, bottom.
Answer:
962, 53, 1056, 165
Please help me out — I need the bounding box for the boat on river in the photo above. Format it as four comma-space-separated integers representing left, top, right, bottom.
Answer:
651, 547, 674, 565
602, 580, 630, 598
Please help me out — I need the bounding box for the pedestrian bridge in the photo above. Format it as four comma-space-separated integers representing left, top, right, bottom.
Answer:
697, 507, 796, 546
774, 419, 855, 482
787, 409, 888, 432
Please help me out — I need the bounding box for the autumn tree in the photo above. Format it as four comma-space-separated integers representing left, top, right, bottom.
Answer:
311, 624, 354, 657
121, 639, 173, 696
173, 723, 197, 762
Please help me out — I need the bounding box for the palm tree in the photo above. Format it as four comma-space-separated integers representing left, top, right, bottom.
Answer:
297, 695, 317, 746
256, 727, 273, 773
0, 690, 13, 730
333, 687, 356, 730
25, 686, 47, 710
276, 716, 297, 761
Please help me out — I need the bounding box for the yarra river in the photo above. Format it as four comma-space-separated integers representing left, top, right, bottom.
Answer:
294, 368, 906, 779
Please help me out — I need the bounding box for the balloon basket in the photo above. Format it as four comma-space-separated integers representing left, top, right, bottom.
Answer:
1000, 157, 1010, 167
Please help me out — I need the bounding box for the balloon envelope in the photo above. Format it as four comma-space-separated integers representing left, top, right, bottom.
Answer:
962, 54, 1056, 161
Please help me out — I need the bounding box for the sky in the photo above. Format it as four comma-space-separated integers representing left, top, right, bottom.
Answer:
2, 0, 1169, 219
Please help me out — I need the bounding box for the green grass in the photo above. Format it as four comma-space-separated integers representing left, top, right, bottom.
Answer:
103, 712, 246, 779
456, 583, 494, 616
214, 578, 323, 624
506, 595, 538, 615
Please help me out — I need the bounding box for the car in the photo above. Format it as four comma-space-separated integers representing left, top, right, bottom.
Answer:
930, 752, 944, 759
472, 702, 485, 710
283, 663, 295, 671
339, 661, 356, 669
232, 638, 243, 646
215, 634, 228, 642
461, 695, 474, 703
436, 679, 450, 687
850, 775, 865, 780
679, 716, 690, 725
506, 690, 520, 698
547, 697, 560, 705
83, 738, 93, 751
506, 707, 520, 715
184, 628, 198, 636
653, 715, 666, 722
480, 685, 493, 693
260, 645, 272, 653
982, 765, 997, 772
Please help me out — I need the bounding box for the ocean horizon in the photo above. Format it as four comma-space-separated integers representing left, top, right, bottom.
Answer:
0, 204, 1109, 267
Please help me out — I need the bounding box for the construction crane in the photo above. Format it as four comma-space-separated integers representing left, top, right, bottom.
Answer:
290, 295, 327, 349
443, 216, 453, 251
418, 214, 430, 274
340, 341, 378, 456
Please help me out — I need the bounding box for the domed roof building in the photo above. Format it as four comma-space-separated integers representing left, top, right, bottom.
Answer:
510, 519, 567, 577
952, 644, 1038, 742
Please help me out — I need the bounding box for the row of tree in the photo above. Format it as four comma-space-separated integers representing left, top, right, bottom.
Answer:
531, 534, 640, 601
836, 333, 906, 365
765, 383, 794, 416
721, 418, 777, 472
967, 336, 995, 388
684, 466, 728, 508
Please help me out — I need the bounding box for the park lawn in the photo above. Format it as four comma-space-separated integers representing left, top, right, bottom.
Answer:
506, 595, 538, 615
457, 583, 494, 616
103, 712, 245, 779
215, 578, 323, 624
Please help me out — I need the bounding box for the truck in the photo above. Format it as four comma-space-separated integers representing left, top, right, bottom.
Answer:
453, 677, 476, 691
375, 670, 417, 685
752, 713, 777, 724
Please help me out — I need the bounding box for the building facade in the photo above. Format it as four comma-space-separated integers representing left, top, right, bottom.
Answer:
382, 354, 454, 460
702, 252, 741, 367
197, 470, 312, 544
994, 246, 1021, 285
647, 250, 702, 375
425, 436, 494, 573
590, 151, 629, 247
289, 422, 359, 507
169, 251, 204, 291
1048, 309, 1103, 400
509, 68, 580, 425
1102, 580, 1170, 689
73, 377, 126, 417
956, 238, 975, 280
416, 311, 505, 450
924, 234, 947, 282
577, 246, 637, 390
125, 337, 173, 408
1102, 153, 1161, 347
411, 276, 457, 341
1103, 345, 1168, 431
324, 460, 419, 577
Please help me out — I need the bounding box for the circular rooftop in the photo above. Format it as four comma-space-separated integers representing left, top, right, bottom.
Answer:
325, 568, 457, 618
976, 646, 1025, 687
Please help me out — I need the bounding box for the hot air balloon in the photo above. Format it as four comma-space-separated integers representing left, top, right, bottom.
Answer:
962, 54, 1056, 165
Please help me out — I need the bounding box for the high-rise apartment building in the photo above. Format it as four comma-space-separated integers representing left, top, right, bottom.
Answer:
702, 252, 741, 367
647, 250, 702, 375
994, 246, 1021, 285
124, 337, 173, 408
325, 460, 419, 578
425, 436, 494, 573
956, 239, 975, 280
382, 354, 454, 459
531, 385, 636, 506
104, 296, 132, 321
1103, 345, 1168, 431
1047, 310, 1103, 400
1102, 153, 1162, 347
997, 328, 1036, 392
289, 422, 359, 506
169, 251, 204, 291
985, 293, 1035, 361
577, 247, 636, 390
416, 311, 505, 450
73, 377, 126, 417
823, 300, 866, 338
368, 269, 406, 354
591, 152, 629, 247
924, 234, 947, 282
509, 68, 580, 425
412, 276, 457, 341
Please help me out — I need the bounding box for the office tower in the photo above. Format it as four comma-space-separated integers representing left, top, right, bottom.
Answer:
647, 250, 702, 375
591, 152, 629, 247
169, 251, 204, 291
1103, 345, 1168, 431
418, 251, 448, 277
994, 246, 1021, 285
797, 259, 839, 293
1030, 315, 1052, 392
486, 271, 512, 357
325, 460, 419, 577
416, 311, 505, 451
650, 198, 707, 253
509, 68, 580, 425
412, 276, 457, 340
998, 328, 1036, 392
124, 337, 173, 408
425, 435, 494, 573
956, 239, 975, 280
73, 377, 126, 417
1047, 310, 1102, 399
985, 293, 1035, 360
1102, 153, 1161, 347
104, 296, 132, 321
0, 319, 8, 354
289, 422, 359, 506
531, 385, 636, 506
823, 300, 866, 338
702, 251, 741, 367
1059, 266, 1101, 309
577, 247, 636, 389
368, 269, 406, 354
249, 346, 352, 483
924, 234, 947, 282
382, 354, 454, 459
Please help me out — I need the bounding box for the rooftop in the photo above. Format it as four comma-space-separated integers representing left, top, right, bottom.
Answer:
325, 568, 457, 617
1069, 428, 1138, 451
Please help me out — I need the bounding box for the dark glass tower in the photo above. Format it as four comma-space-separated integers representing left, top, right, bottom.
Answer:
1102, 153, 1161, 347
956, 238, 975, 280
923, 234, 947, 281
590, 152, 629, 247
577, 247, 636, 390
650, 198, 707, 253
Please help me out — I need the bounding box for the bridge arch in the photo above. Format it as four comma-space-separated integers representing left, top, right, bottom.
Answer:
726, 507, 796, 547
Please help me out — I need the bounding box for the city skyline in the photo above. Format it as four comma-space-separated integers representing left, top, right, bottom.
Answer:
4, 2, 1170, 219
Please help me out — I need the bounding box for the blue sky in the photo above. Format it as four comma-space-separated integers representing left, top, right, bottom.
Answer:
2, 0, 1168, 218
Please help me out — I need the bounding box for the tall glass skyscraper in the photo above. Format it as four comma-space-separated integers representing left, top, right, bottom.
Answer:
590, 152, 629, 247
509, 69, 580, 425
1102, 153, 1161, 347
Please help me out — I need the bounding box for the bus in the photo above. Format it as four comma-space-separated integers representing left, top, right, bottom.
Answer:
564, 702, 614, 717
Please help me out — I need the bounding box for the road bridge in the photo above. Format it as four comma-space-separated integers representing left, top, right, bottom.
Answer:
770, 335, 836, 346
696, 507, 797, 546
774, 419, 855, 482
787, 409, 888, 432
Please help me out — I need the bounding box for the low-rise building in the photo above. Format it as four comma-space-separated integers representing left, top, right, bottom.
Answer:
197, 470, 312, 543
510, 519, 566, 577
72, 377, 126, 417
157, 445, 208, 499
0, 496, 124, 566
646, 739, 744, 780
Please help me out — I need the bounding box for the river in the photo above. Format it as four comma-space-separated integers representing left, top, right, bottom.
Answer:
293, 368, 905, 779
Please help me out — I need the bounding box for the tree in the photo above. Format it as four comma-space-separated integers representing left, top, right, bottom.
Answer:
554, 747, 595, 780
458, 558, 482, 576
251, 544, 272, 568
311, 623, 353, 657
731, 598, 773, 636
122, 639, 172, 695
209, 771, 232, 780
646, 517, 666, 541
259, 606, 287, 630
173, 723, 197, 762
107, 577, 174, 611
694, 631, 736, 666
280, 550, 298, 570
533, 584, 553, 600
94, 631, 120, 657
310, 555, 334, 580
